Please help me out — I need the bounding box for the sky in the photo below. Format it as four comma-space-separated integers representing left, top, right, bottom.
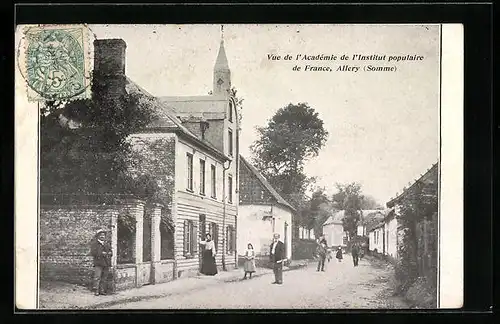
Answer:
90, 24, 440, 205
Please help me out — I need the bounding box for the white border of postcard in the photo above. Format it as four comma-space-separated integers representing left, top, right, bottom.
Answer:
14, 23, 463, 310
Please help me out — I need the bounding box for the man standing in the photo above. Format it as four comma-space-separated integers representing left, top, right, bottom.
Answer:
351, 242, 360, 267
269, 233, 285, 285
90, 229, 113, 296
317, 234, 327, 246
316, 241, 328, 271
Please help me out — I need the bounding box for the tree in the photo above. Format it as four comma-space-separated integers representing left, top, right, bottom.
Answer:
331, 182, 364, 238
230, 87, 244, 127
307, 188, 331, 236
40, 73, 159, 198
359, 195, 384, 210
250, 103, 328, 204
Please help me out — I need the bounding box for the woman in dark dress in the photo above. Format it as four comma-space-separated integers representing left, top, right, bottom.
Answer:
199, 233, 218, 275
336, 246, 343, 262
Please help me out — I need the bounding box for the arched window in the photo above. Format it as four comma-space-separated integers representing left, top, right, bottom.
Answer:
228, 101, 233, 122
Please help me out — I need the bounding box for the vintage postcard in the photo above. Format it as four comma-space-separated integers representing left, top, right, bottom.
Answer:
14, 24, 463, 310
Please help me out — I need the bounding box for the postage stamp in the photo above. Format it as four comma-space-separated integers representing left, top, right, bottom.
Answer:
19, 25, 92, 102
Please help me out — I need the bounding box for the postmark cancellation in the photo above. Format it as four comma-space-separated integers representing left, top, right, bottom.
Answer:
18, 25, 92, 102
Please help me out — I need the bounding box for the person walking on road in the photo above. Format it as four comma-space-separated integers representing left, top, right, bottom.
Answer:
335, 246, 343, 263
351, 243, 360, 267
90, 229, 113, 296
316, 241, 328, 272
269, 233, 285, 285
243, 243, 256, 279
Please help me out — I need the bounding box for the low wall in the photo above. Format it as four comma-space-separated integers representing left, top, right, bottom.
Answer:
136, 262, 152, 287
153, 260, 175, 284
40, 200, 176, 291
115, 264, 136, 291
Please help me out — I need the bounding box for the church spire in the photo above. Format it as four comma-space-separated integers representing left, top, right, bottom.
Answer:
213, 25, 231, 95
214, 25, 230, 71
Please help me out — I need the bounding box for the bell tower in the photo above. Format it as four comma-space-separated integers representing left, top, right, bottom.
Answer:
213, 25, 231, 96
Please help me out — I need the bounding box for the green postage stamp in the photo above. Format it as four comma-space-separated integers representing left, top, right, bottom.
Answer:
20, 25, 92, 102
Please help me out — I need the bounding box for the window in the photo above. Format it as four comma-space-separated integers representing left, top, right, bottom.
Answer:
186, 153, 193, 191
228, 129, 233, 156
228, 175, 233, 203
199, 159, 206, 195
210, 222, 219, 251
228, 101, 233, 122
211, 165, 217, 198
183, 220, 197, 257
226, 225, 236, 254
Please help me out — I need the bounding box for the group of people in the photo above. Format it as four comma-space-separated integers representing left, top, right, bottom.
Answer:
200, 232, 287, 285
90, 229, 363, 296
199, 233, 259, 280
315, 234, 362, 272
89, 229, 287, 296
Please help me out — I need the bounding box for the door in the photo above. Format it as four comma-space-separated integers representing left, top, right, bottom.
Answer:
198, 214, 206, 271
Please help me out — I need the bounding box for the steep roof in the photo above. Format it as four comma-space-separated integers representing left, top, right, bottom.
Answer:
125, 78, 230, 162
386, 163, 438, 208
365, 219, 386, 233
214, 40, 230, 71
239, 155, 296, 212
322, 209, 388, 227
364, 210, 389, 232
360, 210, 387, 224
158, 95, 228, 119
322, 210, 344, 226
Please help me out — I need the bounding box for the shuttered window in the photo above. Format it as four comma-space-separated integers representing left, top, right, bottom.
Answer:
211, 222, 219, 251
183, 220, 196, 257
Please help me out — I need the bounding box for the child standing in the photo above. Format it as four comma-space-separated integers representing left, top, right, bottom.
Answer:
243, 243, 256, 279
336, 246, 343, 262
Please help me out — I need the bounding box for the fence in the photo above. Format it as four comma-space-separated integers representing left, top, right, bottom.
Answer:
415, 212, 438, 287
292, 239, 317, 260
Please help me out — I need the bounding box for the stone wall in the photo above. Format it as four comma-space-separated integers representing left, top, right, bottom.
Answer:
40, 203, 123, 286
39, 200, 176, 290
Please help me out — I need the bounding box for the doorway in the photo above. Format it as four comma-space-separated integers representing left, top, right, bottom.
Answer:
198, 214, 206, 271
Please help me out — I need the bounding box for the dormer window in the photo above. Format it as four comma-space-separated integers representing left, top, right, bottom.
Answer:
228, 101, 233, 122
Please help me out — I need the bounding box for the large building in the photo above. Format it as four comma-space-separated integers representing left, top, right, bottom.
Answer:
40, 37, 241, 290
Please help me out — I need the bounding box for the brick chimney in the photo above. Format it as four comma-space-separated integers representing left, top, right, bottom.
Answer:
93, 39, 127, 102
94, 39, 127, 76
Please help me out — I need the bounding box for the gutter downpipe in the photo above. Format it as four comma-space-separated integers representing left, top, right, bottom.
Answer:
234, 117, 240, 269
222, 159, 232, 271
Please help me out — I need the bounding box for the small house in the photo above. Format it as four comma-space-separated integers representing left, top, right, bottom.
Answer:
238, 156, 295, 261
